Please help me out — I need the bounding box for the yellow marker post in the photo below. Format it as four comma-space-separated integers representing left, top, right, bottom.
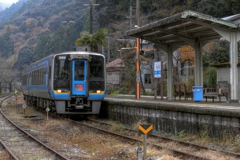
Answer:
138, 124, 153, 160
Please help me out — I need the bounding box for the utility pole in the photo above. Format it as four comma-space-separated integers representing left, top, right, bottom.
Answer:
135, 0, 141, 99
62, 20, 75, 51
107, 35, 110, 62
130, 6, 133, 29
83, 0, 98, 34
107, 33, 114, 63
83, 0, 99, 51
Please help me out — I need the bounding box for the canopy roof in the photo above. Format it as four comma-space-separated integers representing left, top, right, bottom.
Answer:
125, 10, 239, 48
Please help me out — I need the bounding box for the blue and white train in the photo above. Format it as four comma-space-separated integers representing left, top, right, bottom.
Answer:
21, 51, 106, 115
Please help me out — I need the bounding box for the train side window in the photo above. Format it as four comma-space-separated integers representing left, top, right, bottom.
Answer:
37, 70, 39, 84
43, 68, 46, 84
41, 68, 43, 85
49, 66, 51, 80
33, 71, 35, 85
36, 71, 38, 84
38, 70, 40, 85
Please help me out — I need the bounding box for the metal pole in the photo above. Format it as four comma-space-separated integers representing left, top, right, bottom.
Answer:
90, 0, 93, 35
67, 22, 70, 51
46, 112, 48, 130
144, 134, 147, 160
154, 78, 156, 99
135, 0, 141, 99
161, 60, 164, 100
154, 50, 158, 100
130, 6, 132, 29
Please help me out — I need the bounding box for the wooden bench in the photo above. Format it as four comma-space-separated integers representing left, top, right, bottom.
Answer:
203, 88, 218, 102
174, 82, 192, 101
183, 83, 193, 100
203, 81, 229, 102
173, 83, 183, 100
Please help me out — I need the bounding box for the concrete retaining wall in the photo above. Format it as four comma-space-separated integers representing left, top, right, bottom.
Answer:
101, 98, 240, 138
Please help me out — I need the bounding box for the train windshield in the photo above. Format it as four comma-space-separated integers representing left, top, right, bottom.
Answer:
89, 55, 105, 91
54, 55, 70, 90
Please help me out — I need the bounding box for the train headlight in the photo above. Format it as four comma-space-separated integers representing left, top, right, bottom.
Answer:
75, 84, 84, 91
57, 90, 61, 93
97, 90, 101, 93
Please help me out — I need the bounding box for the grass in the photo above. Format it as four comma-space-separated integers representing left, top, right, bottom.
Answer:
109, 122, 125, 132
0, 151, 11, 160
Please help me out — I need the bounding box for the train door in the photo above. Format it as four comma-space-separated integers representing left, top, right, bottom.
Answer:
71, 60, 88, 97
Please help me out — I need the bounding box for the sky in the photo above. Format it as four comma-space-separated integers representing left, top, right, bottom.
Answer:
0, 0, 18, 4
0, 0, 18, 9
0, 0, 18, 6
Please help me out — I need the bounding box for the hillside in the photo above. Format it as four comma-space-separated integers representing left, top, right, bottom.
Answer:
0, 0, 89, 70
0, 0, 238, 72
0, 0, 27, 24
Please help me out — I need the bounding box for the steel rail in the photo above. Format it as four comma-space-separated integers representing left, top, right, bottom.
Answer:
0, 138, 19, 160
87, 118, 240, 159
0, 94, 69, 160
72, 119, 210, 160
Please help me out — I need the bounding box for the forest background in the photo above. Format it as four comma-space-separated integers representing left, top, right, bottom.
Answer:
0, 0, 238, 93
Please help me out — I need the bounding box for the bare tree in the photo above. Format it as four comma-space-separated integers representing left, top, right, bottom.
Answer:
0, 58, 20, 93
2, 69, 19, 93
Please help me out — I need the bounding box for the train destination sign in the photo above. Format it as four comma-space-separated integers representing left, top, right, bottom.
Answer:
138, 124, 153, 135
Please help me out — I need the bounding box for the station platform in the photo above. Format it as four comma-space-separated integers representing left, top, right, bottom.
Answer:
102, 94, 240, 137
103, 94, 240, 118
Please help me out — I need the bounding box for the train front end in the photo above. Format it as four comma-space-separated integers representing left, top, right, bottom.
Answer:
52, 52, 106, 114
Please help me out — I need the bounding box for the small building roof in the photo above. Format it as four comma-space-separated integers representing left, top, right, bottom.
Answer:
106, 58, 124, 68
212, 59, 240, 68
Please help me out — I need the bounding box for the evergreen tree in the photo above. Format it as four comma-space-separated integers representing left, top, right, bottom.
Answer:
13, 46, 34, 70
75, 28, 108, 52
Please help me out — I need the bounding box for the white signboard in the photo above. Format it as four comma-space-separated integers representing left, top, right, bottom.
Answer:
46, 107, 50, 112
107, 72, 120, 84
22, 103, 26, 109
154, 62, 161, 78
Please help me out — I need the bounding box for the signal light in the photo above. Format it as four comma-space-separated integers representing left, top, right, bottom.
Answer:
75, 84, 84, 91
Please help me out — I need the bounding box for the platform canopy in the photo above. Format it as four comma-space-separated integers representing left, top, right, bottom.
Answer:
125, 10, 240, 101
125, 10, 238, 48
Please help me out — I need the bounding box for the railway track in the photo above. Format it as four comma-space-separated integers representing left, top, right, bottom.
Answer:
0, 94, 69, 160
68, 118, 206, 159
4, 93, 238, 159
76, 118, 239, 160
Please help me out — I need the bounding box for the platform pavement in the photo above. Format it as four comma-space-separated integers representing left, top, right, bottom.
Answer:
104, 94, 240, 117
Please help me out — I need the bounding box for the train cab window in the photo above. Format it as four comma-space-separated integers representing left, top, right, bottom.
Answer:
49, 66, 51, 80
89, 55, 105, 91
89, 57, 104, 81
53, 55, 70, 90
